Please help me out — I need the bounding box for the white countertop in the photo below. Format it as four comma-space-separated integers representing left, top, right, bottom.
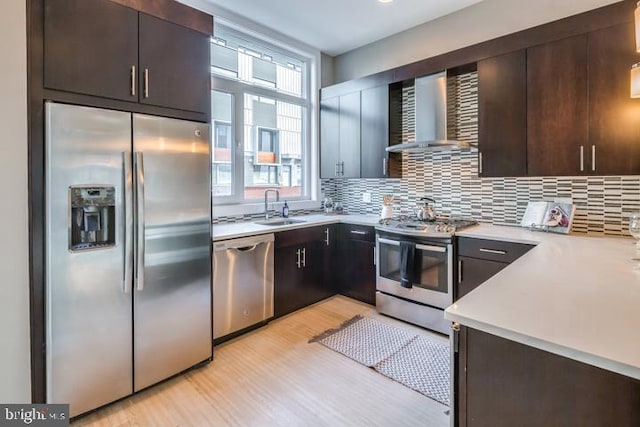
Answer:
446, 223, 640, 380
211, 213, 380, 241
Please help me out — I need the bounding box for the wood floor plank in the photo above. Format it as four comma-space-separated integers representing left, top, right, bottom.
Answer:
73, 296, 449, 426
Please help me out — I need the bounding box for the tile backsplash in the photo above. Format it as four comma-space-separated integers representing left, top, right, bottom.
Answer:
321, 152, 640, 236
322, 71, 640, 237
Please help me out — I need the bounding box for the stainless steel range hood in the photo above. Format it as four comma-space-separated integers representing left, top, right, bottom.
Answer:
386, 71, 470, 153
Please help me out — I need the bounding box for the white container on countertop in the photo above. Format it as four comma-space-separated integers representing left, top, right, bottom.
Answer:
381, 205, 394, 219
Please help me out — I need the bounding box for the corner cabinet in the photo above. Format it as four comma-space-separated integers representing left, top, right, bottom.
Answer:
455, 237, 533, 300
454, 236, 534, 427
477, 50, 527, 177
44, 0, 210, 115
274, 226, 335, 318
320, 93, 361, 178
320, 85, 391, 179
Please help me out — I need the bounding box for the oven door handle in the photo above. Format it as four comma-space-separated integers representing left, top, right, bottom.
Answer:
416, 244, 446, 253
378, 238, 447, 253
378, 238, 400, 246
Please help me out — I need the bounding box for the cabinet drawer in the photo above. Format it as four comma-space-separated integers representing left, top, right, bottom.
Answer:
275, 225, 326, 248
457, 237, 533, 263
340, 224, 375, 242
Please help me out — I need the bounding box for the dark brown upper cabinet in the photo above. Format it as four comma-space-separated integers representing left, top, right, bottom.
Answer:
44, 0, 139, 103
320, 96, 341, 178
138, 13, 209, 114
588, 22, 640, 175
360, 85, 390, 178
527, 35, 589, 176
477, 50, 527, 177
44, 0, 210, 115
320, 92, 361, 178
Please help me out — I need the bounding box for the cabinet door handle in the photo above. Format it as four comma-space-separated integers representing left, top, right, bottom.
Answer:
130, 65, 136, 96
143, 68, 150, 98
479, 248, 507, 255
382, 158, 387, 176
296, 249, 301, 269
324, 228, 330, 246
479, 152, 483, 175
580, 146, 584, 172
457, 259, 462, 284
350, 230, 367, 235
301, 247, 306, 268
591, 145, 596, 172
373, 246, 376, 266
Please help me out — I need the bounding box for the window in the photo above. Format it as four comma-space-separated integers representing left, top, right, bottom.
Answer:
214, 122, 232, 149
211, 91, 234, 197
258, 128, 277, 153
211, 23, 310, 204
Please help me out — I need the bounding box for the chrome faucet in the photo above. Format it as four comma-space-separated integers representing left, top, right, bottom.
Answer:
264, 189, 280, 219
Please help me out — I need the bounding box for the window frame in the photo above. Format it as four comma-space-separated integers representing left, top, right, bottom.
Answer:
211, 24, 312, 207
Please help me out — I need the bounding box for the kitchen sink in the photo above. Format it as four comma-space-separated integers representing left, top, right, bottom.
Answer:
255, 218, 306, 226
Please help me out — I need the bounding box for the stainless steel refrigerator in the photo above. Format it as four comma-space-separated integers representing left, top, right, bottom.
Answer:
45, 102, 212, 417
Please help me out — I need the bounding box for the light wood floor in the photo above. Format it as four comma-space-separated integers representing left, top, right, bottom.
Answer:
74, 295, 449, 426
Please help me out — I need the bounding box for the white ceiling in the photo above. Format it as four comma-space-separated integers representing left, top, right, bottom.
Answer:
202, 0, 483, 56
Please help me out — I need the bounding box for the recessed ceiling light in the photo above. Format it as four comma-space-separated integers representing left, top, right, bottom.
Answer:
379, 0, 393, 3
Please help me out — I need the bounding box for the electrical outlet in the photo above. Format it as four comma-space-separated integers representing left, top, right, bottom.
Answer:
362, 192, 372, 203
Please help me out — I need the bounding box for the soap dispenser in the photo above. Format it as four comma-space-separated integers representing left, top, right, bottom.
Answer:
282, 201, 289, 218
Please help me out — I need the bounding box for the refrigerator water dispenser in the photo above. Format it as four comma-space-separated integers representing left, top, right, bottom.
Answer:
69, 186, 116, 251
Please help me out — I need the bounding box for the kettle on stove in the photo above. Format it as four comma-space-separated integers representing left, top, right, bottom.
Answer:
415, 197, 437, 221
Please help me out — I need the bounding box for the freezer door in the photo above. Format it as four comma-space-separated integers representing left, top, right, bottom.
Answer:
45, 102, 133, 417
132, 114, 212, 391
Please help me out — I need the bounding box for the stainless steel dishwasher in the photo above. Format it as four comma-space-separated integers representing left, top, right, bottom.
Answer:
212, 233, 274, 340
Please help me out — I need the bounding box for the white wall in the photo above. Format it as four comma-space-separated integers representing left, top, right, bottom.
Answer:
321, 53, 334, 88
334, 0, 622, 83
0, 0, 31, 402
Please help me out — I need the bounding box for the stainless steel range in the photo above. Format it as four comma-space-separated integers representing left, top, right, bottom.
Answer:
375, 215, 478, 335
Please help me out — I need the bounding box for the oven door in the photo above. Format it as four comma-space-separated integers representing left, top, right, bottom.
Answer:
376, 235, 452, 309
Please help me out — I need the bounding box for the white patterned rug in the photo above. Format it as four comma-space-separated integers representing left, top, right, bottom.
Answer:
310, 315, 450, 406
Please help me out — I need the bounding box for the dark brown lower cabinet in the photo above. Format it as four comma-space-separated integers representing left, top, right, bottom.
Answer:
458, 327, 640, 427
456, 237, 534, 300
457, 256, 508, 300
336, 224, 376, 305
274, 226, 334, 318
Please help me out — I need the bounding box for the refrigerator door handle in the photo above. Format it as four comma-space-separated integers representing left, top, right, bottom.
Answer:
123, 152, 133, 294
135, 152, 145, 292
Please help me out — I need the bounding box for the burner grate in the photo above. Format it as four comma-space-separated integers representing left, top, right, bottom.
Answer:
377, 216, 478, 236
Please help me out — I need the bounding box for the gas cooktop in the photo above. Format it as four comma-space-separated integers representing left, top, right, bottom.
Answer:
376, 215, 478, 238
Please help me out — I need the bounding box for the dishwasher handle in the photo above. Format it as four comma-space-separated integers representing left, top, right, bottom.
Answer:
213, 233, 275, 252
233, 245, 259, 252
